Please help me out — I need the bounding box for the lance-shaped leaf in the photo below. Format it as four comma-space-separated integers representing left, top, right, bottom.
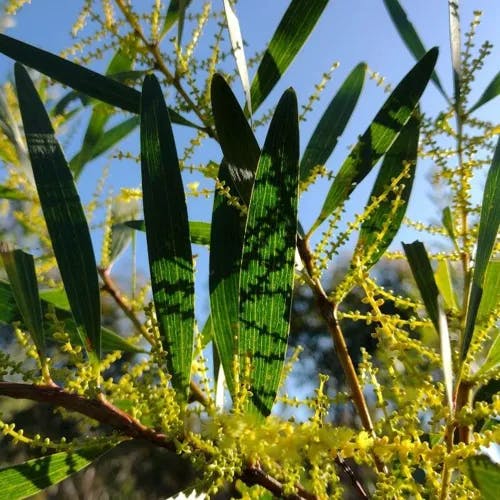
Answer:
300, 63, 366, 183
161, 0, 193, 38
476, 260, 499, 323
15, 63, 101, 362
249, 0, 329, 112
223, 0, 252, 118
209, 74, 260, 397
0, 247, 45, 359
463, 455, 500, 499
0, 33, 199, 129
462, 137, 500, 360
141, 74, 195, 399
448, 0, 461, 109
442, 206, 459, 251
382, 0, 447, 99
354, 113, 419, 270
435, 259, 459, 311
125, 219, 211, 247
403, 241, 453, 410
239, 88, 299, 416
0, 445, 114, 498
0, 280, 141, 353
469, 71, 500, 114
309, 48, 438, 234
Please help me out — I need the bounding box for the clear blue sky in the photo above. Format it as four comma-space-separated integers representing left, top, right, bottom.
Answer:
1, 1, 498, 317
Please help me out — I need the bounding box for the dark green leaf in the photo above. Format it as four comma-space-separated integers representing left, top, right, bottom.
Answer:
162, 0, 193, 37
300, 63, 366, 183
0, 185, 29, 200
15, 63, 101, 362
354, 113, 419, 270
310, 48, 438, 234
0, 34, 199, 129
403, 241, 440, 332
124, 219, 211, 246
382, 0, 447, 98
239, 88, 299, 416
209, 74, 260, 397
0, 445, 113, 499
0, 247, 45, 359
463, 455, 500, 499
249, 0, 329, 112
469, 70, 500, 113
462, 137, 500, 360
141, 74, 195, 399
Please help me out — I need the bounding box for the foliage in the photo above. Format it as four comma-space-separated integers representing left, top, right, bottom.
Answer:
0, 1, 498, 498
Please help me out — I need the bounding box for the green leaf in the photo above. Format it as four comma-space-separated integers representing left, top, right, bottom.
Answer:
382, 0, 447, 99
448, 0, 461, 109
161, 0, 193, 38
0, 33, 199, 129
354, 113, 419, 270
442, 206, 459, 251
463, 455, 500, 499
0, 185, 29, 200
0, 445, 113, 499
476, 334, 500, 378
209, 74, 260, 397
141, 74, 195, 399
124, 220, 211, 247
0, 247, 45, 359
309, 48, 438, 234
469, 70, 500, 113
462, 137, 500, 360
239, 88, 299, 416
249, 0, 329, 112
15, 63, 102, 362
403, 241, 453, 409
300, 63, 366, 183
223, 0, 252, 117
477, 260, 500, 323
435, 259, 458, 311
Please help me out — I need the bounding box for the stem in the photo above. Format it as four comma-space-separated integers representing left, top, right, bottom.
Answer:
0, 382, 318, 500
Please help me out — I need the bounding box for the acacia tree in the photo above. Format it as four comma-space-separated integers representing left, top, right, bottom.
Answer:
0, 1, 498, 498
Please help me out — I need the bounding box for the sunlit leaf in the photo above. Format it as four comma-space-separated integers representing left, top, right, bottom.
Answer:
141, 74, 195, 399
223, 0, 252, 118
309, 48, 438, 234
448, 0, 461, 108
0, 185, 29, 200
15, 63, 101, 362
462, 137, 500, 360
239, 88, 299, 416
435, 259, 458, 311
0, 246, 45, 359
209, 74, 260, 397
442, 206, 459, 251
477, 260, 499, 323
300, 63, 366, 183
0, 445, 114, 499
162, 0, 193, 38
124, 219, 211, 247
382, 0, 447, 98
354, 113, 419, 270
476, 334, 500, 378
463, 455, 500, 499
249, 0, 329, 112
0, 33, 200, 129
469, 70, 500, 113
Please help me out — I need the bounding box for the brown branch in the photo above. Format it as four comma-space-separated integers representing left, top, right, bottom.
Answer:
0, 382, 317, 499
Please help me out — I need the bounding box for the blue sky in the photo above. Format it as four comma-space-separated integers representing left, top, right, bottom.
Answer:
1, 0, 498, 320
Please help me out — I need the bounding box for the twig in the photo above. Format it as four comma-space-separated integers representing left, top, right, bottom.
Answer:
0, 382, 317, 499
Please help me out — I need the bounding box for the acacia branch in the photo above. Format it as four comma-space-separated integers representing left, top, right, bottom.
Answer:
0, 382, 318, 499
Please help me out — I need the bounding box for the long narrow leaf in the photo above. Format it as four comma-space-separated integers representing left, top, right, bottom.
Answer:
239, 88, 299, 416
249, 0, 329, 112
141, 74, 195, 399
223, 0, 252, 118
476, 260, 499, 323
0, 34, 199, 129
448, 0, 461, 108
435, 259, 459, 311
209, 74, 260, 397
0, 445, 113, 499
161, 0, 193, 38
462, 137, 500, 360
125, 219, 210, 246
300, 63, 366, 183
354, 113, 419, 270
469, 70, 500, 113
382, 0, 447, 99
15, 63, 101, 362
403, 241, 453, 409
0, 247, 45, 359
309, 48, 438, 234
463, 455, 500, 499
